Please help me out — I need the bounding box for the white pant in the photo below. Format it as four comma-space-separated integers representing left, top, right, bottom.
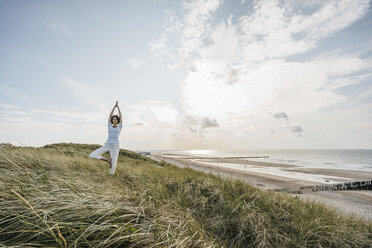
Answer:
89, 142, 120, 174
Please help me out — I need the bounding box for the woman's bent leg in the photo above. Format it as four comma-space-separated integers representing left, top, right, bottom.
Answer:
89, 145, 110, 160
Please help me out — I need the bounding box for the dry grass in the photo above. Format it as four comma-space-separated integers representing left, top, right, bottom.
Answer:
0, 143, 371, 247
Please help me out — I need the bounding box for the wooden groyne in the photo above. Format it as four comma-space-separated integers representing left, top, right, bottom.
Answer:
271, 180, 372, 194
300, 180, 372, 192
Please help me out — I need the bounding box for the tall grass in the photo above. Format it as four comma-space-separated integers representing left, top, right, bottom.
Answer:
0, 143, 371, 247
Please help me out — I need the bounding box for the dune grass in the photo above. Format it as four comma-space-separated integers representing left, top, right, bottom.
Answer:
0, 143, 371, 247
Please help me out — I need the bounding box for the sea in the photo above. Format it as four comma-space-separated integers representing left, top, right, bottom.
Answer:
151, 149, 372, 171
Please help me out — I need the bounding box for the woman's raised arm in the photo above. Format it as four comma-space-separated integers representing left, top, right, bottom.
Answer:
117, 103, 122, 121
108, 101, 118, 123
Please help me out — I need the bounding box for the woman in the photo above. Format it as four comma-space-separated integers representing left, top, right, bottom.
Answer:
89, 101, 123, 175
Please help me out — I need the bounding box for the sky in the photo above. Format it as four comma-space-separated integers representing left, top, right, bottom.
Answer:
0, 0, 372, 150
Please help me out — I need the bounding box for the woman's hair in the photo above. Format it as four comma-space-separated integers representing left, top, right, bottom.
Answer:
111, 115, 121, 124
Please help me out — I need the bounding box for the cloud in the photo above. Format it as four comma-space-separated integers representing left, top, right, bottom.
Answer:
201, 117, 219, 128
289, 125, 303, 137
180, 0, 222, 56
0, 102, 109, 147
166, 56, 200, 71
0, 84, 29, 104
181, 115, 220, 136
44, 19, 72, 35
183, 115, 198, 125
9, 0, 369, 149
117, 100, 181, 148
148, 0, 372, 148
181, 52, 370, 140
238, 0, 370, 62
273, 112, 303, 137
289, 0, 369, 40
273, 112, 289, 121
0, 103, 104, 124
188, 126, 197, 133
61, 77, 105, 110
0, 103, 20, 109
150, 34, 168, 57
355, 87, 372, 101
176, 0, 371, 144
181, 56, 198, 72
212, 64, 242, 85
150, 0, 222, 63
322, 73, 372, 92
127, 58, 144, 69
0, 100, 181, 149
123, 100, 179, 126
290, 125, 302, 132
181, 4, 371, 119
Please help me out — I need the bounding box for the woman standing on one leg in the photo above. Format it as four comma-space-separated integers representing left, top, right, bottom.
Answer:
89, 101, 123, 175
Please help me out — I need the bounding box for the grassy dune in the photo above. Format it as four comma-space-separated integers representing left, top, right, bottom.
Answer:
0, 143, 371, 247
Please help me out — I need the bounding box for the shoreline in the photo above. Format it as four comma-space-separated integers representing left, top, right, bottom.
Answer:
150, 154, 372, 220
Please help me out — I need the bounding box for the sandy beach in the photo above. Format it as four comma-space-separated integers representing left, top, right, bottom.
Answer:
150, 154, 372, 220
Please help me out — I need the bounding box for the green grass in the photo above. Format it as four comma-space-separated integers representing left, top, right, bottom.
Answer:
0, 142, 371, 247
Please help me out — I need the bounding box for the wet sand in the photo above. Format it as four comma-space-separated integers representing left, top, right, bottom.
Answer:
150, 154, 372, 220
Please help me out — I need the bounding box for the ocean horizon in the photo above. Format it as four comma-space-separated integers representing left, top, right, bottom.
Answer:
149, 149, 372, 171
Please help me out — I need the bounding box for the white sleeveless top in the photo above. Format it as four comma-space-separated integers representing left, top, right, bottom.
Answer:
105, 122, 122, 144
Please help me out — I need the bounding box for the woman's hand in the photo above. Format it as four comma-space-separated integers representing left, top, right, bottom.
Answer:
115, 100, 118, 107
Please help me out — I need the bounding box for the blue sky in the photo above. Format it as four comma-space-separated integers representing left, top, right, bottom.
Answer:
1, 0, 372, 150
